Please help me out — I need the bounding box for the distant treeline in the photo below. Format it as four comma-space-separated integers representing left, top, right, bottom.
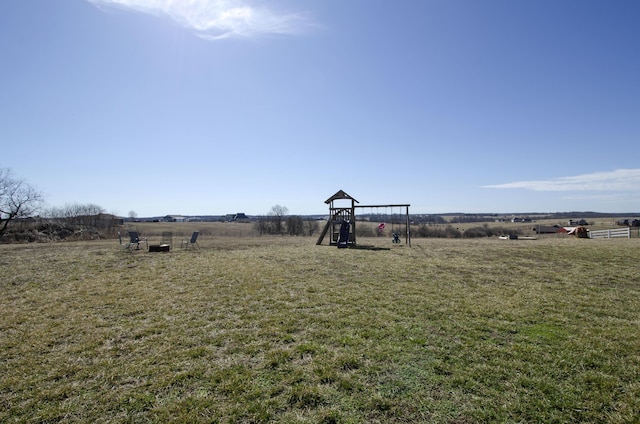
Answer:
253, 216, 319, 236
356, 223, 524, 239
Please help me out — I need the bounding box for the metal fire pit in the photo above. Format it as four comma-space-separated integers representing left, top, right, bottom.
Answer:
148, 244, 170, 252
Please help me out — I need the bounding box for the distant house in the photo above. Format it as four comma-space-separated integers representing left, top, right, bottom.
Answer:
233, 213, 250, 222
164, 215, 186, 222
512, 217, 532, 223
617, 218, 640, 227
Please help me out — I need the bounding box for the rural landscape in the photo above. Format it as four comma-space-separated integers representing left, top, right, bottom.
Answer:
2, 213, 640, 422
2, 170, 640, 422
2, 0, 639, 419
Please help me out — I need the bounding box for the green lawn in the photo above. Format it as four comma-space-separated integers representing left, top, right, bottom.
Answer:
1, 236, 639, 423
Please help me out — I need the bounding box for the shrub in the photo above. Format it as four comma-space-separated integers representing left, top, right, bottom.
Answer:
254, 218, 277, 235
413, 224, 462, 238
286, 216, 304, 236
355, 223, 376, 237
304, 220, 319, 236
254, 216, 315, 236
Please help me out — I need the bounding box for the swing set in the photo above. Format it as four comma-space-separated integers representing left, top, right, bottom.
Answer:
358, 203, 409, 245
316, 190, 411, 247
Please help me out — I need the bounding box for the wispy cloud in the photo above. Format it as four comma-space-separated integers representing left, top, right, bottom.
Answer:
88, 0, 313, 40
483, 169, 640, 192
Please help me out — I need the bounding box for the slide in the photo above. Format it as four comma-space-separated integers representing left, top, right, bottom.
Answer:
337, 220, 350, 248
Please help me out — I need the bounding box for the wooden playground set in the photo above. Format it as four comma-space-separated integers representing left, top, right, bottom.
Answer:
316, 190, 411, 248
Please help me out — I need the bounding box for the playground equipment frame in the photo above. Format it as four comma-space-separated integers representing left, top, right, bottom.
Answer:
355, 204, 411, 247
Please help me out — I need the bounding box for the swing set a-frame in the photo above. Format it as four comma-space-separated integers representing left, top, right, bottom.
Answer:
316, 190, 411, 247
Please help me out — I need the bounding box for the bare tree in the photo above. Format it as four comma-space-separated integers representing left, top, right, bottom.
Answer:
270, 204, 288, 217
0, 167, 44, 237
43, 203, 105, 224
128, 210, 138, 221
268, 204, 288, 235
304, 219, 319, 236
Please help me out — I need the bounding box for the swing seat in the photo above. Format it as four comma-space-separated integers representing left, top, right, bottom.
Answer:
392, 233, 401, 243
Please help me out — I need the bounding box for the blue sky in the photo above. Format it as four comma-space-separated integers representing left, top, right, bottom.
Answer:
1, 0, 639, 217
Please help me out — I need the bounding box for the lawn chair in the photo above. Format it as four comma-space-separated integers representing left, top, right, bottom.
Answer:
117, 231, 132, 250
161, 232, 173, 250
128, 231, 147, 250
181, 231, 200, 249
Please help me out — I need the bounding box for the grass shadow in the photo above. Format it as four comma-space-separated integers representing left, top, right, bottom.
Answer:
347, 245, 391, 251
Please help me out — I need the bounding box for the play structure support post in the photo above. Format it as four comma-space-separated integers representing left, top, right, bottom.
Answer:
405, 205, 411, 247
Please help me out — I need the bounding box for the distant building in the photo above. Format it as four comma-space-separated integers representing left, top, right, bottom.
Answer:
233, 213, 250, 222
617, 218, 640, 227
512, 217, 532, 223
164, 215, 186, 222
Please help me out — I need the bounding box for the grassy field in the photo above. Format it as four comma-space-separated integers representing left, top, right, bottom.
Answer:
1, 233, 640, 423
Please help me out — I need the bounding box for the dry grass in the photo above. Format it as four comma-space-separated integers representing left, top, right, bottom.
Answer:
126, 221, 258, 239
1, 235, 640, 422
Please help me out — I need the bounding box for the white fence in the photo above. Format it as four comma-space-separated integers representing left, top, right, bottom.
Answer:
589, 227, 630, 239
